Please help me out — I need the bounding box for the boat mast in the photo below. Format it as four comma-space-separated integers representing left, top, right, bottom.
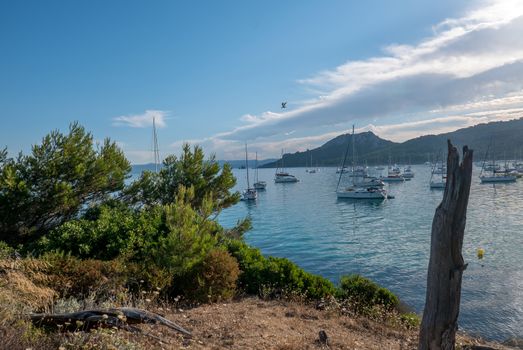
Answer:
281, 149, 284, 172
152, 117, 160, 173
336, 126, 353, 192
351, 125, 355, 178
245, 144, 250, 189
255, 152, 259, 183
480, 142, 491, 177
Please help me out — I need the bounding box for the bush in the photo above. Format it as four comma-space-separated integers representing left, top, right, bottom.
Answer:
37, 202, 166, 261
176, 248, 240, 303
41, 253, 126, 299
226, 239, 336, 300
400, 312, 421, 329
0, 240, 14, 258
337, 274, 399, 311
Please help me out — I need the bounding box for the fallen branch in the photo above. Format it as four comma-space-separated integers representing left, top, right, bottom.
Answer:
30, 307, 191, 337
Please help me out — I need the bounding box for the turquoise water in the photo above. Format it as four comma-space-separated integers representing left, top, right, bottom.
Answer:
218, 165, 523, 341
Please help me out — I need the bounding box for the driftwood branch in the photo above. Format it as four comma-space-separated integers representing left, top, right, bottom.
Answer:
419, 140, 473, 350
30, 307, 191, 337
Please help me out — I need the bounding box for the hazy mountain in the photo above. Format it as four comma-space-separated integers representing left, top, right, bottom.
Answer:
131, 158, 277, 174
261, 118, 523, 167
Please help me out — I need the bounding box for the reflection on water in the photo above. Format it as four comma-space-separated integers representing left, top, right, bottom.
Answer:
218, 165, 523, 341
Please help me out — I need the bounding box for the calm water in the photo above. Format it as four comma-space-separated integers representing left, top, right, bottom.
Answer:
218, 165, 523, 341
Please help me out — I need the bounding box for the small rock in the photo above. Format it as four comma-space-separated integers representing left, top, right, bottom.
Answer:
318, 330, 328, 345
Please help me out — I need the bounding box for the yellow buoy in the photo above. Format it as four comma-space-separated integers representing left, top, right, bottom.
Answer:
477, 248, 485, 260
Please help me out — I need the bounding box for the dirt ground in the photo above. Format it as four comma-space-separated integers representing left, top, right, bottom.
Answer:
128, 298, 512, 350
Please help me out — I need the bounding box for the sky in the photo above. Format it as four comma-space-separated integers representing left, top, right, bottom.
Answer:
1, 0, 523, 163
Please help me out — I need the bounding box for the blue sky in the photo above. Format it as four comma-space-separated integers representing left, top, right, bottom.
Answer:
2, 0, 523, 163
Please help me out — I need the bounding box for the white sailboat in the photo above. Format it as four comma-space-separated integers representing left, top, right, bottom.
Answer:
380, 160, 405, 182
253, 152, 267, 190
430, 156, 446, 189
241, 144, 257, 201
336, 126, 387, 199
274, 149, 299, 183
479, 144, 517, 183
403, 158, 414, 179
306, 150, 317, 173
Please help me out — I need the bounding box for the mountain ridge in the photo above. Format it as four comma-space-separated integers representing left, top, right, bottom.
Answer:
261, 117, 523, 168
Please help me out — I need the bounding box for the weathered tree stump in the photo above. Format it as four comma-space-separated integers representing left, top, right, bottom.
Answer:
419, 140, 473, 350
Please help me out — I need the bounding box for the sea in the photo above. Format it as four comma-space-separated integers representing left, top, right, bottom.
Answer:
216, 165, 523, 342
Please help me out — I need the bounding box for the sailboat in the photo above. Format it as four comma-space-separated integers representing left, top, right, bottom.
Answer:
307, 150, 317, 173
274, 149, 299, 183
430, 155, 446, 189
336, 126, 387, 199
479, 145, 516, 183
241, 144, 257, 201
253, 152, 267, 190
403, 157, 414, 179
380, 158, 405, 182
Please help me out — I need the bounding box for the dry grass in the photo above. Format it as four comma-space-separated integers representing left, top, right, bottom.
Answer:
0, 258, 56, 316
0, 258, 518, 350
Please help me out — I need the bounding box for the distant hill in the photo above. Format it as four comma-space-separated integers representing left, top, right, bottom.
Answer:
217, 159, 277, 169
262, 131, 397, 168
132, 158, 277, 174
261, 118, 523, 167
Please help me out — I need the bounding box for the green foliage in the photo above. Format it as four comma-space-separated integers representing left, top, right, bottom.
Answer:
400, 312, 421, 329
177, 248, 240, 303
226, 239, 336, 300
151, 186, 220, 276
2, 125, 404, 312
0, 123, 130, 245
124, 143, 240, 211
221, 217, 252, 240
337, 274, 399, 311
0, 147, 8, 166
0, 240, 14, 259
38, 201, 166, 261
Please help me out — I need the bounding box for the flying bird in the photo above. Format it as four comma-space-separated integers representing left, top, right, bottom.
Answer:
281, 102, 287, 109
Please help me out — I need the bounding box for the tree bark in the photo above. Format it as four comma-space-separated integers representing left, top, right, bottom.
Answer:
419, 140, 473, 350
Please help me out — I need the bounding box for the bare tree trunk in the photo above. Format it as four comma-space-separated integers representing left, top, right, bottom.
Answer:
419, 140, 473, 350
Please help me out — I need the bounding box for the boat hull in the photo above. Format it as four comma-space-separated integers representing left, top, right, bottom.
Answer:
480, 176, 517, 183
430, 181, 446, 189
380, 176, 405, 182
336, 189, 387, 199
253, 181, 267, 190
274, 177, 299, 183
241, 188, 257, 200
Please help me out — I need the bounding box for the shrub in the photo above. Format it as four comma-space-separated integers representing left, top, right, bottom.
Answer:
41, 252, 126, 299
337, 274, 399, 311
226, 239, 336, 300
37, 202, 166, 261
400, 312, 421, 329
177, 248, 240, 303
0, 240, 14, 258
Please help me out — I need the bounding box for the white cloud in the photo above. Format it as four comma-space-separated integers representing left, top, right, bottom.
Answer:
168, 0, 523, 159
113, 110, 169, 128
